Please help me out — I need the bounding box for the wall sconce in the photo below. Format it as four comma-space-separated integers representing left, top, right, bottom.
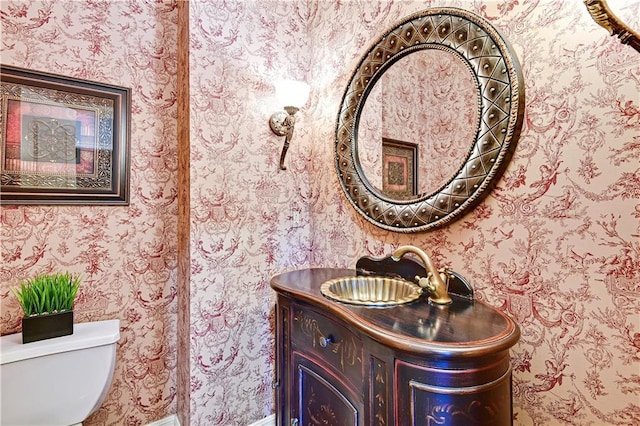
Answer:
269, 79, 310, 170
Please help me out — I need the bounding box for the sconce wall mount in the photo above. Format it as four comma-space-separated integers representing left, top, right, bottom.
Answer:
270, 107, 298, 170
270, 80, 309, 170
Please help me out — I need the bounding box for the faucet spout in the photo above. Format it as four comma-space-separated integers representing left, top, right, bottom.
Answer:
391, 245, 452, 305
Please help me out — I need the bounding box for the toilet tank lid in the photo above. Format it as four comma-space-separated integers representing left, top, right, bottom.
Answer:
0, 319, 120, 365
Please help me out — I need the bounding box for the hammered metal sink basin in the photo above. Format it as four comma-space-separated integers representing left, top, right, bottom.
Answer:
320, 276, 422, 306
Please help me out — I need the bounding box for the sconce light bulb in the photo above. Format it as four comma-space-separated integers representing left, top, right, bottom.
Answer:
275, 79, 310, 108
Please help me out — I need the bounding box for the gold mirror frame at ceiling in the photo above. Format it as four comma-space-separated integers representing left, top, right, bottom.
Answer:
335, 7, 525, 233
584, 0, 640, 53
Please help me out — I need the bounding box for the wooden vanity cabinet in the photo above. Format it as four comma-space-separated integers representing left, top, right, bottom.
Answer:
395, 355, 514, 426
276, 298, 365, 425
272, 268, 520, 426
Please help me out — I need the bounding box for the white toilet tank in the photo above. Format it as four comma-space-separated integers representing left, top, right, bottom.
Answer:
0, 319, 120, 426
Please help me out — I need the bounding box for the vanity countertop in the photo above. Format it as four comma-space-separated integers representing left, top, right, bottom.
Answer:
271, 268, 520, 358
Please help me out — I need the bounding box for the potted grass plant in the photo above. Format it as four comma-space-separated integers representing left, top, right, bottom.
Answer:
12, 272, 81, 344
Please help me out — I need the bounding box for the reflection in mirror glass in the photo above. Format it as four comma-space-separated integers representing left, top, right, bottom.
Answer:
358, 49, 480, 199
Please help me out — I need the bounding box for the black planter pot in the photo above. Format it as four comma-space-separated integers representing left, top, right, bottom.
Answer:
21, 310, 74, 344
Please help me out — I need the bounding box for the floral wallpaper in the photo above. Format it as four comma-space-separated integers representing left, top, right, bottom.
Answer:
1, 0, 179, 424
309, 1, 640, 426
1, 0, 639, 426
183, 0, 311, 424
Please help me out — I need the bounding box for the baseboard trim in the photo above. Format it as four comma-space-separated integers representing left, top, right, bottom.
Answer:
145, 413, 273, 426
146, 414, 180, 426
248, 414, 276, 426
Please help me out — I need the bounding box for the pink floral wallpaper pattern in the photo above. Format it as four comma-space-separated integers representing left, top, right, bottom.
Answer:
1, 0, 639, 425
1, 0, 179, 424
309, 1, 640, 425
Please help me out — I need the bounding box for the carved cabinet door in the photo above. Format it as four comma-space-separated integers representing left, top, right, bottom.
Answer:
292, 353, 363, 426
395, 359, 513, 426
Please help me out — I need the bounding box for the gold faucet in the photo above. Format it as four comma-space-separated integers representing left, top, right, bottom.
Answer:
391, 245, 452, 305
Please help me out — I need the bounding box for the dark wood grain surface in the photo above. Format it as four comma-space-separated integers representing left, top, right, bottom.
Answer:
271, 268, 520, 358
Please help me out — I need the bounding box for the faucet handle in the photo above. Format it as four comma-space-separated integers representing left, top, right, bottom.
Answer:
439, 265, 452, 274
415, 275, 435, 293
439, 265, 454, 281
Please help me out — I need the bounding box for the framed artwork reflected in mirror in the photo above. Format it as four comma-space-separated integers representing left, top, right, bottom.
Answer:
381, 138, 417, 199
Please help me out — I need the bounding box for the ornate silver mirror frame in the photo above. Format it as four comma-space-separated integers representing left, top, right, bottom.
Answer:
584, 0, 640, 53
335, 7, 525, 232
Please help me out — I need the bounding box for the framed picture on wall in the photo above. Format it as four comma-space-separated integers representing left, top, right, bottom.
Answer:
0, 65, 131, 205
381, 138, 418, 199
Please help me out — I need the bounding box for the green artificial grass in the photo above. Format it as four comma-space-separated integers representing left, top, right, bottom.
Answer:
12, 272, 81, 317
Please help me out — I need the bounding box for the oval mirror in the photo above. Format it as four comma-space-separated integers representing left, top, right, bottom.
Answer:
335, 7, 525, 232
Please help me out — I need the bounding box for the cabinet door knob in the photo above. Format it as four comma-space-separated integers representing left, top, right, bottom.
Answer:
291, 418, 299, 426
319, 335, 334, 348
